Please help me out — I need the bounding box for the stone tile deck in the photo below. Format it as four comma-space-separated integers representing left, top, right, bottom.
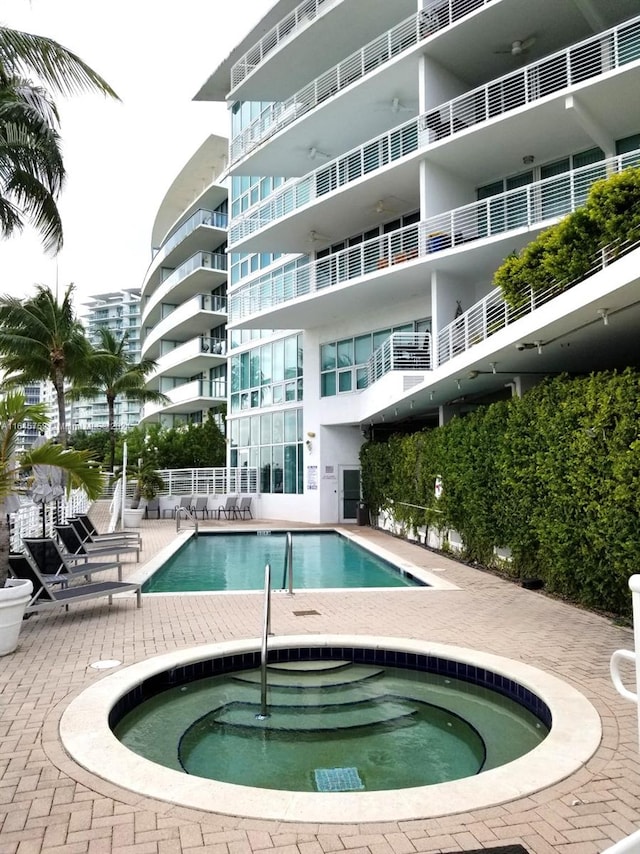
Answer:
1, 505, 639, 853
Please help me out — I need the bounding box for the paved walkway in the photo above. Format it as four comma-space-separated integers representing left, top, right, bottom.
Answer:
1, 507, 640, 853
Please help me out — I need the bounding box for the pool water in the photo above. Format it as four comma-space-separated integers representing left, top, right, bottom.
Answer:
142, 532, 424, 592
114, 660, 548, 792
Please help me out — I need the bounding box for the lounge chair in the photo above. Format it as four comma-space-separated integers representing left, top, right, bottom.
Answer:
191, 496, 210, 518
68, 517, 142, 550
144, 497, 160, 519
237, 496, 253, 519
55, 523, 140, 563
22, 537, 124, 583
217, 495, 239, 520
75, 513, 141, 544
8, 553, 141, 615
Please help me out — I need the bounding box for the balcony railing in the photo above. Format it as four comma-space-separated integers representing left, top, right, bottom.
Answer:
152, 210, 228, 265
229, 150, 638, 323
230, 0, 496, 162
230, 12, 640, 202
437, 226, 640, 365
143, 252, 227, 324
163, 379, 227, 405
366, 332, 432, 387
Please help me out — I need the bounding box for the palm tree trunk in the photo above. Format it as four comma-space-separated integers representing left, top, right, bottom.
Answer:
108, 395, 116, 472
54, 372, 67, 447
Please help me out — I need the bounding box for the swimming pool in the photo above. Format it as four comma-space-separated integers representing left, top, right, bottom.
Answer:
142, 531, 425, 592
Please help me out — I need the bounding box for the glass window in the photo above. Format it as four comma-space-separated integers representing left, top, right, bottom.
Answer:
355, 334, 372, 364
260, 344, 272, 385
338, 370, 353, 392
285, 381, 296, 401
321, 343, 336, 371
260, 413, 272, 444
273, 339, 284, 382
321, 373, 336, 397
373, 329, 391, 350
284, 410, 297, 443
337, 339, 354, 367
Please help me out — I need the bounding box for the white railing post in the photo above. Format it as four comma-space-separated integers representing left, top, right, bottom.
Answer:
610, 575, 640, 752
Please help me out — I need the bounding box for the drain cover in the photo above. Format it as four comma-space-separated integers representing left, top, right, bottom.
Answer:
90, 659, 121, 670
293, 609, 321, 616
314, 767, 364, 792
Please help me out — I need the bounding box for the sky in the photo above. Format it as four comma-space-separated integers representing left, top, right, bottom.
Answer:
0, 0, 275, 313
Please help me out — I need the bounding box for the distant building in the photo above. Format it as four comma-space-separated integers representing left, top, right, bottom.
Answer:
70, 288, 142, 433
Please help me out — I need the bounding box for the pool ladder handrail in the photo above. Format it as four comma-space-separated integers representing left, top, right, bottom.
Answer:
175, 505, 199, 536
257, 562, 271, 720
281, 531, 294, 595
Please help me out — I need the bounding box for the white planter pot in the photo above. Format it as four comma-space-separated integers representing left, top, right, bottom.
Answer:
0, 578, 33, 656
122, 508, 145, 528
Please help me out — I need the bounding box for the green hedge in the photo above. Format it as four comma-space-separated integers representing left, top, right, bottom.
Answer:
493, 167, 640, 307
360, 369, 640, 617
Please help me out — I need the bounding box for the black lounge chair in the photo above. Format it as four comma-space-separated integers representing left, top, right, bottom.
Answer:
8, 554, 141, 615
22, 537, 124, 583
68, 517, 142, 550
55, 523, 140, 563
75, 513, 142, 546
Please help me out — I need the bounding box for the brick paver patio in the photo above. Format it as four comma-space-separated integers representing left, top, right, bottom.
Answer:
1, 505, 639, 853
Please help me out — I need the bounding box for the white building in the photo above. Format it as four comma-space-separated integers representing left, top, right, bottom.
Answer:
139, 135, 229, 429
194, 0, 640, 524
71, 288, 142, 432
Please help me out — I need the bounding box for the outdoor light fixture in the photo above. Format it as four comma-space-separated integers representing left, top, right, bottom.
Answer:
523, 154, 534, 164
489, 362, 497, 374
597, 308, 609, 326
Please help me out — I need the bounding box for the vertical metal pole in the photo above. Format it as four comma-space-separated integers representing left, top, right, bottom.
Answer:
287, 532, 294, 596
257, 563, 271, 720
121, 441, 128, 529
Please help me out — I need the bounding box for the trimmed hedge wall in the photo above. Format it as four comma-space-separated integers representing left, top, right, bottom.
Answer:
361, 369, 640, 617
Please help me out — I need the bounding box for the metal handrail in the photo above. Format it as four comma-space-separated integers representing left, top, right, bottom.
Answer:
281, 531, 294, 595
175, 505, 199, 536
257, 563, 272, 719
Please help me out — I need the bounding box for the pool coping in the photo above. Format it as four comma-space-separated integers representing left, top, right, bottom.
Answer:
60, 634, 602, 824
126, 527, 460, 593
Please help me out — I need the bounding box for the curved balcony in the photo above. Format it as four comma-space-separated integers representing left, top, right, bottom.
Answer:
142, 294, 227, 360
229, 150, 636, 329
148, 210, 228, 279
148, 336, 227, 383
142, 251, 227, 328
142, 379, 226, 420
230, 16, 640, 253
230, 0, 499, 162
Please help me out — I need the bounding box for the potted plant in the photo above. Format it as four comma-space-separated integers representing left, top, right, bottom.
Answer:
121, 460, 164, 527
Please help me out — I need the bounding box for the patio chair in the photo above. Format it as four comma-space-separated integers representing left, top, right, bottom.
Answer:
68, 517, 142, 550
75, 513, 141, 544
22, 537, 124, 583
8, 553, 141, 615
144, 497, 160, 519
191, 496, 210, 519
217, 495, 239, 520
237, 496, 253, 519
55, 523, 140, 563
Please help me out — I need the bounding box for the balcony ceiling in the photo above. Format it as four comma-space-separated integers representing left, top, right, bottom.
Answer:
143, 269, 227, 328
145, 226, 227, 291
230, 1, 639, 180
367, 257, 640, 425
143, 311, 225, 361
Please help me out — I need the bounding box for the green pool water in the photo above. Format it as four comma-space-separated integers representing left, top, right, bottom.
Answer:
114, 660, 548, 792
142, 532, 424, 592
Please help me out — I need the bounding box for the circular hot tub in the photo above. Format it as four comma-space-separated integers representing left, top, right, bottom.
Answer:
61, 635, 601, 823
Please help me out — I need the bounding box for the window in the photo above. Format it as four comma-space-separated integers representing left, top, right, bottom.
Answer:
230, 407, 304, 494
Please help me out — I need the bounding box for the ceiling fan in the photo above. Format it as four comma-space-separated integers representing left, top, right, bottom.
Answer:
307, 146, 330, 161
371, 197, 404, 216
494, 36, 536, 56
307, 229, 330, 244
375, 96, 415, 114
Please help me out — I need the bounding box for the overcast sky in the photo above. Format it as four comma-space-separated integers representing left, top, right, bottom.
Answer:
0, 0, 274, 312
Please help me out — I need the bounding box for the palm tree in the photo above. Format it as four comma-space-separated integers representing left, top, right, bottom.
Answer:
0, 25, 119, 251
0, 390, 103, 583
0, 282, 93, 447
0, 390, 103, 501
67, 328, 169, 472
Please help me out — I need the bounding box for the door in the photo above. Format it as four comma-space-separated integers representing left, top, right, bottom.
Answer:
340, 467, 361, 522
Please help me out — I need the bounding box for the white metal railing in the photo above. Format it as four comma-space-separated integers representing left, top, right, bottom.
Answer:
143, 253, 227, 325
437, 225, 640, 365
607, 575, 640, 853
366, 332, 432, 387
9, 488, 91, 552
154, 467, 259, 496
229, 13, 640, 173
229, 0, 497, 161
229, 150, 640, 324
152, 210, 228, 265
